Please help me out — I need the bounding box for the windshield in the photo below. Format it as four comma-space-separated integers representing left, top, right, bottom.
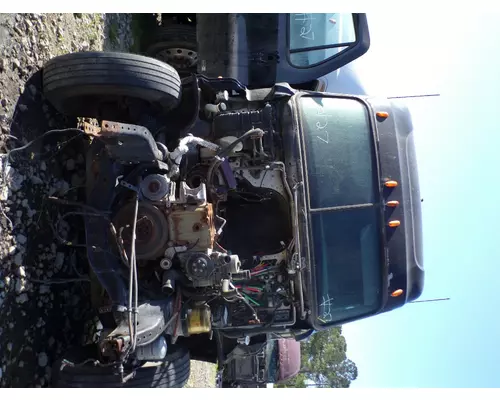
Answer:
300, 96, 376, 209
298, 96, 383, 325
311, 208, 382, 324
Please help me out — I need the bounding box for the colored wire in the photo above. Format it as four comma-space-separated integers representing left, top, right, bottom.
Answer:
251, 269, 270, 276
234, 285, 263, 293
251, 263, 267, 272
242, 293, 260, 306
215, 242, 228, 253
251, 265, 279, 276
244, 287, 261, 293
229, 282, 260, 322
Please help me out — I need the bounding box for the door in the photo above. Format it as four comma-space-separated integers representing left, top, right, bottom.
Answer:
196, 13, 370, 88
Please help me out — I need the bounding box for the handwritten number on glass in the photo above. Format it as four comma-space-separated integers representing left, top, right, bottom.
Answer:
300, 25, 315, 41
319, 294, 335, 322
315, 108, 329, 144
294, 14, 316, 41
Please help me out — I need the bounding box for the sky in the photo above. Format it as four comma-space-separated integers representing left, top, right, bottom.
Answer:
331, 11, 500, 388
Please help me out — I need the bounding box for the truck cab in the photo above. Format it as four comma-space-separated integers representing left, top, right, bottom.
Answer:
196, 13, 370, 88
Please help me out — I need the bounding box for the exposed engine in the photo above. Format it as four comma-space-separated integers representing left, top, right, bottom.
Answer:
88, 80, 298, 359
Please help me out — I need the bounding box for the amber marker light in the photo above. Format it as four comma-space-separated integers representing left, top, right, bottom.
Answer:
388, 220, 401, 228
386, 200, 400, 207
391, 289, 404, 297
384, 180, 398, 188
376, 111, 389, 119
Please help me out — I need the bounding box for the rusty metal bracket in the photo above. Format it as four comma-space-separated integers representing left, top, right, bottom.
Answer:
87, 120, 164, 164
83, 122, 101, 136
100, 337, 127, 360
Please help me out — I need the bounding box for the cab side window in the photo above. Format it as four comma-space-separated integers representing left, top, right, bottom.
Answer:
289, 13, 356, 67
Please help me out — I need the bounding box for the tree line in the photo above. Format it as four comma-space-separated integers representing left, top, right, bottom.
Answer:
277, 327, 358, 388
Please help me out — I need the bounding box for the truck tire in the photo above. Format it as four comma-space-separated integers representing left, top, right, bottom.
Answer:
145, 24, 197, 76
42, 51, 181, 118
52, 344, 190, 388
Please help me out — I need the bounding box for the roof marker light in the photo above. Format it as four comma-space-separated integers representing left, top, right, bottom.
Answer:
386, 200, 400, 207
384, 180, 398, 188
388, 220, 401, 228
377, 111, 389, 119
391, 289, 404, 297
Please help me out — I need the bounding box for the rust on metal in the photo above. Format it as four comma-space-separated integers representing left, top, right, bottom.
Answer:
84, 120, 140, 139
101, 120, 123, 134
84, 120, 149, 138
100, 120, 149, 136
167, 204, 215, 251
101, 337, 124, 359
83, 122, 101, 136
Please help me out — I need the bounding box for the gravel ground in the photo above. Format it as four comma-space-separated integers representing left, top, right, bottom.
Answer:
0, 12, 217, 389
0, 13, 134, 388
185, 361, 217, 388
0, 13, 216, 388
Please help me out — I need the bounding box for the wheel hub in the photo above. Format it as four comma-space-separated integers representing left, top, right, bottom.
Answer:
157, 47, 197, 69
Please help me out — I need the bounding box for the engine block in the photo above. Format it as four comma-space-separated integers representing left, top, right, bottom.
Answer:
166, 203, 216, 252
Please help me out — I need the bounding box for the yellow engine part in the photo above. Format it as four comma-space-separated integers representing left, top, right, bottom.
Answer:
187, 306, 211, 335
